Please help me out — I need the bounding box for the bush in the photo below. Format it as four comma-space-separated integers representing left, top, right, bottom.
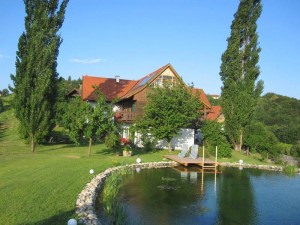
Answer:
208, 142, 232, 158
272, 142, 293, 155
105, 132, 120, 148
201, 120, 232, 157
291, 144, 300, 157
283, 165, 298, 175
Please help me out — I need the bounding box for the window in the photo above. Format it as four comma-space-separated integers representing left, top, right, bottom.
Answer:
154, 75, 176, 87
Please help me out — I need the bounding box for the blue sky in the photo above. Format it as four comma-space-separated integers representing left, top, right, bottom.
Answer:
1, 0, 299, 99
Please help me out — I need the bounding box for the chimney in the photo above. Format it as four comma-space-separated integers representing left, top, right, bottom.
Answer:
115, 75, 120, 83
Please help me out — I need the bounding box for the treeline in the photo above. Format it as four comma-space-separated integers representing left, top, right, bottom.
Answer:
206, 93, 300, 159
255, 93, 300, 145
252, 93, 300, 158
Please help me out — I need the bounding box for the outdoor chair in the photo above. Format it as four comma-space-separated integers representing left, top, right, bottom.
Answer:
189, 144, 199, 159
178, 143, 189, 158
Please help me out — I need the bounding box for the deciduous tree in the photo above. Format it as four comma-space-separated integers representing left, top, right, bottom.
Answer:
220, 0, 263, 151
137, 83, 202, 150
65, 92, 117, 156
10, 0, 69, 152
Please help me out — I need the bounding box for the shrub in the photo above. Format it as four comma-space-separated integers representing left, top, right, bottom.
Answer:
208, 142, 232, 158
283, 165, 298, 176
201, 120, 232, 157
291, 144, 300, 157
104, 132, 120, 148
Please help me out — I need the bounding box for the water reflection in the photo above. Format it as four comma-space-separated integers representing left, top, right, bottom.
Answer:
216, 167, 257, 225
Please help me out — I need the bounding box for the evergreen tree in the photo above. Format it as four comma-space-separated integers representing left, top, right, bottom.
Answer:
220, 0, 263, 151
10, 0, 69, 152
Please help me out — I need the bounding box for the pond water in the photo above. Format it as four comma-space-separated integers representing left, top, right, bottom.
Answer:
97, 166, 300, 225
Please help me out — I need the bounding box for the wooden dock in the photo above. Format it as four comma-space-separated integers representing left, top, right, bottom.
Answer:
163, 154, 218, 169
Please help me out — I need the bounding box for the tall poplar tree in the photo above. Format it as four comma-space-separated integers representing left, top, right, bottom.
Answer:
220, 0, 264, 151
11, 0, 69, 152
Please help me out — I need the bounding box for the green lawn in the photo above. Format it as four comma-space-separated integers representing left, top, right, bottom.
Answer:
0, 96, 265, 225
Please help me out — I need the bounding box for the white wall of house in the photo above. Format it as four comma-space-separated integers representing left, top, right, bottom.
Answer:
156, 128, 195, 150
120, 125, 195, 150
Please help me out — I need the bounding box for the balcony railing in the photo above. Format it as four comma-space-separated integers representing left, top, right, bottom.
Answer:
116, 112, 137, 123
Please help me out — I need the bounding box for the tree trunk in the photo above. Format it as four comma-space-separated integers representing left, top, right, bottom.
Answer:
88, 137, 92, 156
168, 141, 172, 152
234, 132, 243, 151
31, 135, 35, 153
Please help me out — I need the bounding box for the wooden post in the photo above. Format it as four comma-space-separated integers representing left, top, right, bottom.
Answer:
215, 146, 218, 168
202, 146, 205, 167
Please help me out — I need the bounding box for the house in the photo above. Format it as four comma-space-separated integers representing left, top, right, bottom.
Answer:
206, 105, 224, 123
208, 94, 220, 99
81, 63, 214, 148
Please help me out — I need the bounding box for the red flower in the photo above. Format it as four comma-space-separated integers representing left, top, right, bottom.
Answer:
115, 113, 122, 119
120, 138, 130, 145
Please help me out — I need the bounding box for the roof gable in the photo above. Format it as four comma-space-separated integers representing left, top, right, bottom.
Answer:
122, 63, 185, 99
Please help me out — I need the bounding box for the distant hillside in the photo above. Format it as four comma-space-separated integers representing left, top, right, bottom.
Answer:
255, 93, 300, 144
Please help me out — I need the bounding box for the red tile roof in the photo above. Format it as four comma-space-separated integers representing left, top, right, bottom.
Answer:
81, 65, 212, 112
207, 105, 222, 121
82, 75, 137, 101
192, 88, 211, 109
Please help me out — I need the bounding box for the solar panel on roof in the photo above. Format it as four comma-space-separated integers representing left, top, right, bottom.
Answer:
138, 72, 157, 87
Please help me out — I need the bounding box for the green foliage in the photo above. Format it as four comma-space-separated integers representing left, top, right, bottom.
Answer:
201, 120, 232, 158
137, 83, 202, 149
255, 93, 300, 144
207, 95, 221, 106
63, 92, 117, 155
10, 0, 69, 152
215, 142, 232, 158
244, 122, 279, 158
1, 89, 9, 97
0, 98, 4, 113
272, 142, 292, 156
219, 0, 263, 151
105, 132, 120, 149
283, 165, 298, 175
290, 144, 300, 157
55, 76, 82, 126
102, 169, 131, 225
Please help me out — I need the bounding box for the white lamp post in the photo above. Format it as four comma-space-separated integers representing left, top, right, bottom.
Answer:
67, 218, 77, 225
89, 169, 94, 175
136, 157, 142, 164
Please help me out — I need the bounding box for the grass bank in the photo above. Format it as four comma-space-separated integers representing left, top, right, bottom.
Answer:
0, 96, 265, 225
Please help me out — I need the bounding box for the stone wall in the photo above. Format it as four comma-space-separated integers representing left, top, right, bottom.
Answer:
219, 162, 300, 172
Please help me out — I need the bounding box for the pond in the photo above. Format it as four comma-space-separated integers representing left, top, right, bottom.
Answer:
97, 166, 300, 225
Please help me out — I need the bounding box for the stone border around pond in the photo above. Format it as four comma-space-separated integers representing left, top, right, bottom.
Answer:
75, 161, 178, 225
75, 161, 299, 225
219, 162, 300, 173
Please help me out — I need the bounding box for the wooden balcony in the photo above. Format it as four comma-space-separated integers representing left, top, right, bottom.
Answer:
115, 112, 138, 123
